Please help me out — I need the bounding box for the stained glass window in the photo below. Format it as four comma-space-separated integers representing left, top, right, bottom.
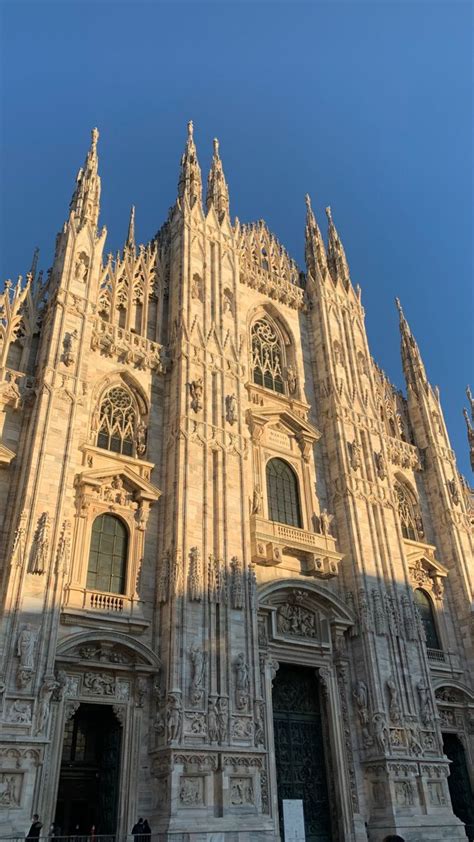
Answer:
266, 458, 302, 527
97, 386, 136, 456
414, 588, 440, 649
395, 482, 424, 541
251, 319, 285, 394
87, 515, 127, 594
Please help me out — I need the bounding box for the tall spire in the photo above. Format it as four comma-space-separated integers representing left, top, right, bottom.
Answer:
126, 205, 136, 251
463, 386, 474, 471
325, 206, 351, 288
177, 120, 202, 208
206, 138, 229, 220
304, 194, 328, 281
395, 298, 428, 393
69, 127, 101, 230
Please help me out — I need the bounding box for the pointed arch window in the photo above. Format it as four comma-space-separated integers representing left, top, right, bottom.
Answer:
395, 481, 424, 541
251, 319, 284, 394
97, 386, 136, 456
87, 514, 128, 594
266, 458, 302, 527
414, 588, 440, 649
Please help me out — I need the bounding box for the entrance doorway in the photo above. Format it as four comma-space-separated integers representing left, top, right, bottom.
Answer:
55, 703, 122, 835
272, 663, 332, 842
443, 733, 474, 841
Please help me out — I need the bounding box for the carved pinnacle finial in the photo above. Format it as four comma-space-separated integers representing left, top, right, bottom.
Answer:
395, 297, 403, 316
305, 193, 312, 211
325, 206, 333, 224
91, 127, 99, 149
126, 205, 136, 250
178, 120, 202, 207
206, 136, 229, 220
188, 120, 194, 138
30, 247, 39, 279
69, 127, 101, 230
467, 385, 473, 418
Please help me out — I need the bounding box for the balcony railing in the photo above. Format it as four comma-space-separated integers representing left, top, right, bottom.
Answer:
250, 514, 343, 577
427, 648, 446, 664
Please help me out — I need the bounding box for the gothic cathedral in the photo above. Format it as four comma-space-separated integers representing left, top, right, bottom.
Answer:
0, 124, 473, 842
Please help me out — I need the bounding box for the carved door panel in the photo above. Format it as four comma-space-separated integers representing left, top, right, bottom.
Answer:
443, 733, 474, 841
273, 664, 332, 842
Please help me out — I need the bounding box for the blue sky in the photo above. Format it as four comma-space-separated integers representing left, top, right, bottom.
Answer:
1, 1, 472, 475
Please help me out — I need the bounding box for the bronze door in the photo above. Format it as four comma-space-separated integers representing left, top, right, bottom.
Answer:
273, 663, 332, 842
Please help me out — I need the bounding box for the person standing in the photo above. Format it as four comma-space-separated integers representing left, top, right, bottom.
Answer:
26, 815, 42, 839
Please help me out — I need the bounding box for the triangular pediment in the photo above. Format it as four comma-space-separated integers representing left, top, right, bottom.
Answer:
405, 543, 448, 579
247, 407, 321, 442
77, 465, 161, 501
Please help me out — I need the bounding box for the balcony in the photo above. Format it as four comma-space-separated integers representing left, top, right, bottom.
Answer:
62, 585, 149, 633
250, 515, 343, 578
426, 648, 462, 675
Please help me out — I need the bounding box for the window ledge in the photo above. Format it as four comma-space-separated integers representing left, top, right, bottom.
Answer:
250, 514, 343, 578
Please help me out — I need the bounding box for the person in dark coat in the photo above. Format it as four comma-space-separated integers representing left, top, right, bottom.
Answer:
142, 820, 151, 839
26, 815, 43, 839
131, 819, 145, 842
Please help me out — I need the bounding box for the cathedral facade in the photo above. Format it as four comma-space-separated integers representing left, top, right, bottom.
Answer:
0, 124, 472, 842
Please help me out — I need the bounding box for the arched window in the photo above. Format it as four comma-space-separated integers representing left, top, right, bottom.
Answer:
266, 458, 302, 527
97, 386, 136, 456
87, 515, 128, 594
414, 588, 440, 649
251, 319, 284, 393
395, 481, 424, 541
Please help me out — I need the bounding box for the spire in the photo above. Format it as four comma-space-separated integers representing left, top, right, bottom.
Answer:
395, 298, 428, 393
464, 386, 474, 471
325, 206, 351, 288
177, 120, 202, 208
304, 194, 328, 281
206, 138, 229, 220
29, 247, 39, 280
69, 128, 101, 230
126, 205, 136, 251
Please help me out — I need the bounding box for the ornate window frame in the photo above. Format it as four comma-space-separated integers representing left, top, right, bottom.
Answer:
90, 372, 149, 460
63, 466, 160, 631
247, 406, 342, 579
394, 478, 425, 542
247, 309, 300, 402
405, 543, 448, 661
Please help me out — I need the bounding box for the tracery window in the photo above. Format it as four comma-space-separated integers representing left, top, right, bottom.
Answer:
266, 458, 302, 527
87, 514, 128, 594
414, 588, 440, 649
97, 386, 136, 456
251, 319, 284, 394
395, 481, 424, 541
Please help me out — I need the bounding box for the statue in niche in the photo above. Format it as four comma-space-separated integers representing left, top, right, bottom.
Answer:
191, 273, 203, 301
352, 680, 373, 746
417, 681, 433, 726
223, 288, 233, 314
386, 678, 402, 724
286, 365, 297, 394
189, 378, 203, 413
17, 625, 36, 670
136, 421, 147, 456
30, 513, 50, 575
189, 645, 206, 706
207, 697, 219, 742
35, 676, 59, 734
62, 329, 78, 367
251, 486, 262, 515
167, 693, 182, 742
234, 653, 250, 711
318, 508, 334, 537
225, 393, 238, 425
74, 252, 89, 283
372, 713, 390, 753
349, 439, 361, 471
216, 696, 228, 742
374, 450, 386, 480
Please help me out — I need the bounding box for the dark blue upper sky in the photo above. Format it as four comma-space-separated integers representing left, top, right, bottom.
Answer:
1, 1, 472, 474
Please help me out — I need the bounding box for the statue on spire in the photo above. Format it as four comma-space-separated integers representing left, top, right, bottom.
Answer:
464, 386, 474, 471
69, 127, 101, 231
177, 119, 202, 209
206, 137, 229, 220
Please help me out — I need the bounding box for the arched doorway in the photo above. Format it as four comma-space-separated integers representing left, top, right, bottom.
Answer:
272, 663, 332, 841
443, 733, 474, 841
54, 704, 122, 835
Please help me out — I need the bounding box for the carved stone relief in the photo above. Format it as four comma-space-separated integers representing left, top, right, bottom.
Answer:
230, 777, 255, 806
0, 773, 22, 807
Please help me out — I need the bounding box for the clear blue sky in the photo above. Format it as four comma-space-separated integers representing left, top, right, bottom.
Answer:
1, 1, 472, 475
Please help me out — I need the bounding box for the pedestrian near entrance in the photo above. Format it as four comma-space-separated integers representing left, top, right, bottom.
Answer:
26, 815, 43, 839
131, 818, 152, 842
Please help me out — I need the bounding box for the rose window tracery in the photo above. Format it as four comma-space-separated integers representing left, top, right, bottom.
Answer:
251, 319, 284, 394
97, 387, 136, 456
